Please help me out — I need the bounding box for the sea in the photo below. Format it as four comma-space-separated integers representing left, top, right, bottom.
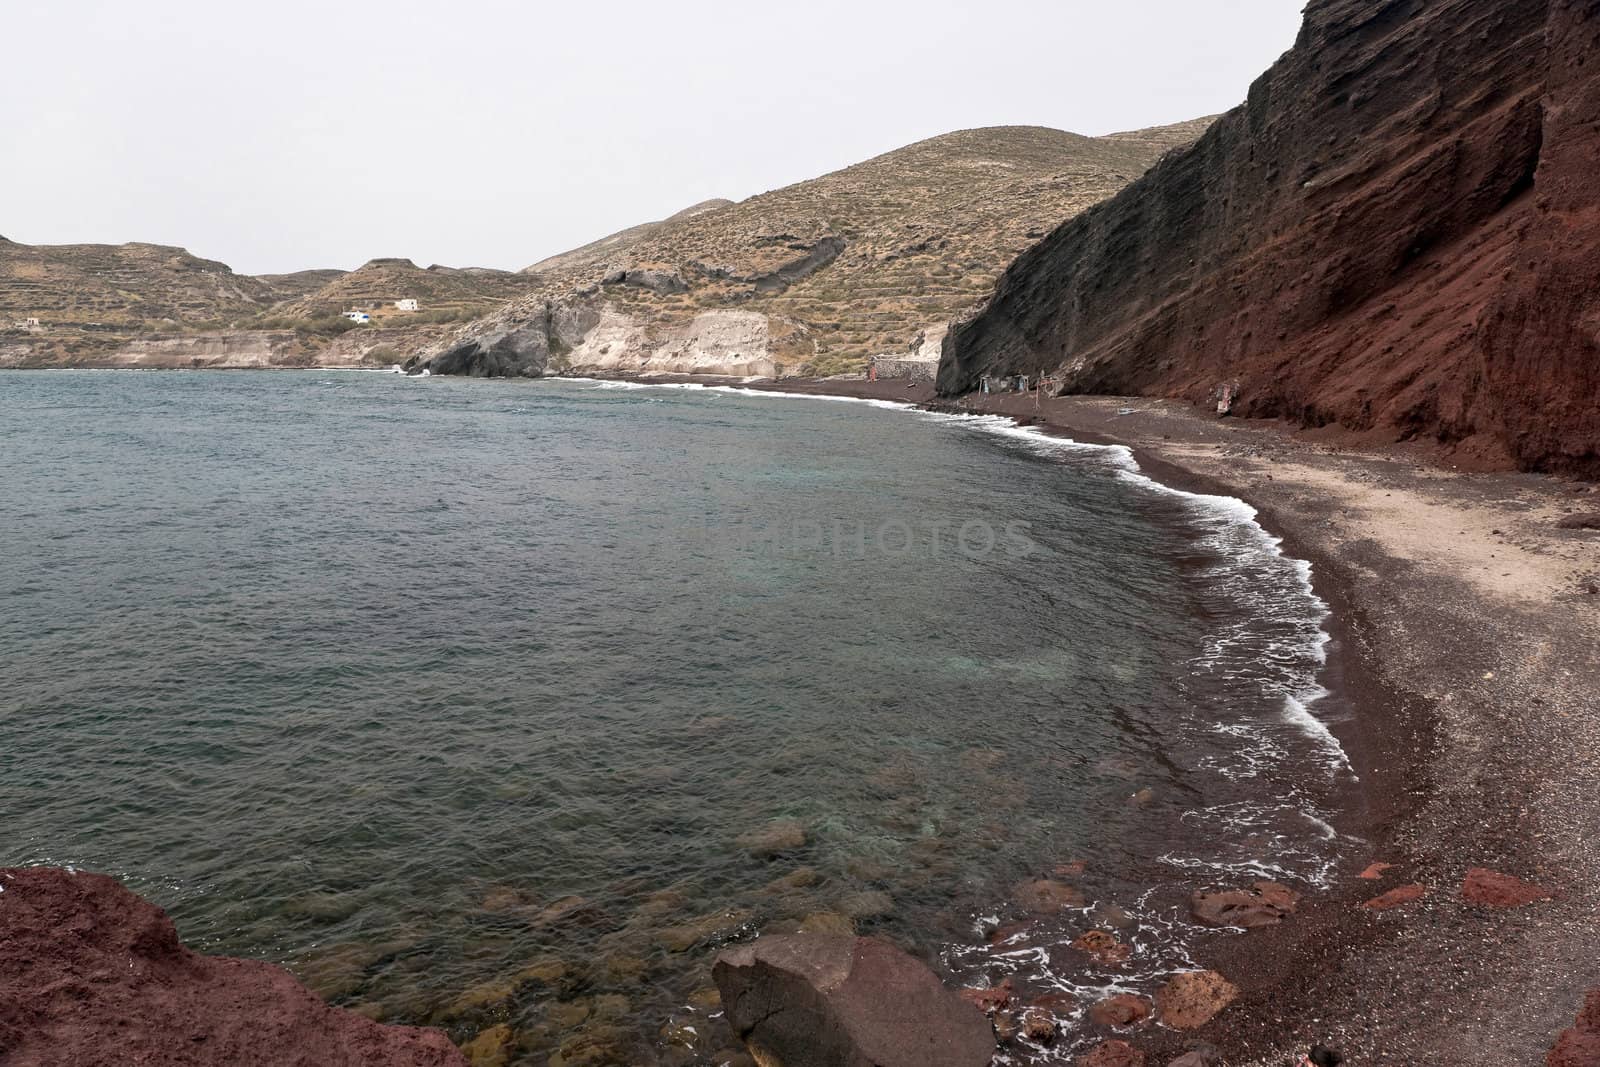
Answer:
0, 370, 1358, 1063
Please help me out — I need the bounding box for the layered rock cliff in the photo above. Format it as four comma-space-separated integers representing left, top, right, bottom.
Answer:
939, 0, 1600, 475
413, 122, 1214, 379
0, 867, 466, 1066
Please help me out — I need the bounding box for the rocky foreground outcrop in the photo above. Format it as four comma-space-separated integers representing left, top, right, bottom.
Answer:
712, 934, 995, 1067
939, 0, 1600, 475
0, 867, 466, 1067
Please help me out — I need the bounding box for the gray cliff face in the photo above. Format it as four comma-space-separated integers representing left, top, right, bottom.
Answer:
413, 301, 601, 377
412, 301, 815, 380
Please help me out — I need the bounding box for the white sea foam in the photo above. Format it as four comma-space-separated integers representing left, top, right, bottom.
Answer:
571, 377, 915, 410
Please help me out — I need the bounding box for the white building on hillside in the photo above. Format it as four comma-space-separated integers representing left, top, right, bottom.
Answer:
394, 298, 419, 312
343, 310, 371, 324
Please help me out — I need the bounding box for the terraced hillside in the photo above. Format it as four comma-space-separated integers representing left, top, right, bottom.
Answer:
0, 238, 538, 368
422, 120, 1215, 379
0, 238, 294, 330
268, 259, 537, 325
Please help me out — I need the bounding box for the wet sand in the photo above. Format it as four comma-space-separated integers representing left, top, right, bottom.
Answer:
637, 373, 1600, 1064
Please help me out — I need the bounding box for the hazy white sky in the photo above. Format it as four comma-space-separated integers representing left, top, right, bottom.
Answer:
3, 1, 1305, 275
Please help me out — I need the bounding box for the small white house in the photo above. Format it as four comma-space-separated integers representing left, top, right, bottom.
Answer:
342, 311, 371, 324
393, 298, 419, 312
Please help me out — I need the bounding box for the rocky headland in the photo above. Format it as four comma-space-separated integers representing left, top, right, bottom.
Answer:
0, 866, 467, 1066
938, 0, 1600, 477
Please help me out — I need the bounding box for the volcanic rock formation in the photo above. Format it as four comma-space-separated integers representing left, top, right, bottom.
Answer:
0, 867, 467, 1067
939, 0, 1600, 475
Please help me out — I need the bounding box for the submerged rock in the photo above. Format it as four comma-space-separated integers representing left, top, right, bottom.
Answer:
736, 820, 808, 858
712, 934, 994, 1067
1089, 993, 1152, 1027
797, 911, 856, 936
459, 1024, 515, 1067
0, 866, 467, 1066
1014, 878, 1087, 913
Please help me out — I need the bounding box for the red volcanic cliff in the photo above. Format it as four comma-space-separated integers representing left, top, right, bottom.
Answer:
0, 867, 467, 1067
939, 0, 1600, 474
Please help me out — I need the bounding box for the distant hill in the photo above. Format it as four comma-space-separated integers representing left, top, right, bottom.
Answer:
522, 199, 735, 277
0, 239, 289, 329
421, 119, 1215, 379
0, 117, 1211, 373
267, 258, 536, 323
0, 238, 540, 368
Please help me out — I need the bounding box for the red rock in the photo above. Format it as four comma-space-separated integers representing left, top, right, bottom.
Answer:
1020, 1007, 1057, 1044
1362, 883, 1428, 911
1089, 993, 1153, 1027
1156, 970, 1239, 1030
0, 866, 467, 1067
958, 977, 1015, 1013
1072, 929, 1132, 965
1078, 1038, 1147, 1067
940, 0, 1600, 478
712, 935, 995, 1067
1358, 862, 1396, 880
1053, 860, 1088, 877
1548, 990, 1600, 1067
1462, 867, 1553, 907
1190, 882, 1299, 928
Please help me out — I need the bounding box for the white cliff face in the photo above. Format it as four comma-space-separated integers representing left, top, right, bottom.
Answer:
474, 305, 790, 379
618, 310, 778, 379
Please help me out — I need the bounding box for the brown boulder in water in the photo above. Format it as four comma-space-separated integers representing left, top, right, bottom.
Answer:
1190, 881, 1300, 928
0, 866, 467, 1067
1089, 993, 1153, 1027
712, 934, 994, 1067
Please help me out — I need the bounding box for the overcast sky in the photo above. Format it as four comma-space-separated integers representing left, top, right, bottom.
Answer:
3, 1, 1305, 276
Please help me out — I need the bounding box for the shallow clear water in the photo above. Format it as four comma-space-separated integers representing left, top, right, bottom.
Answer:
0, 371, 1355, 1063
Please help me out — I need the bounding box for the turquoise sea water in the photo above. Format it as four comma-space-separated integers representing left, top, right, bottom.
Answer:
0, 371, 1354, 1063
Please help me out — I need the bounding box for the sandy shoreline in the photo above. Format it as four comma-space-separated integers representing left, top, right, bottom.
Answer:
636, 372, 1600, 1063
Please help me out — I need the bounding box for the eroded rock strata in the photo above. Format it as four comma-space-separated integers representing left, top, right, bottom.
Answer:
0, 867, 466, 1067
939, 0, 1600, 475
